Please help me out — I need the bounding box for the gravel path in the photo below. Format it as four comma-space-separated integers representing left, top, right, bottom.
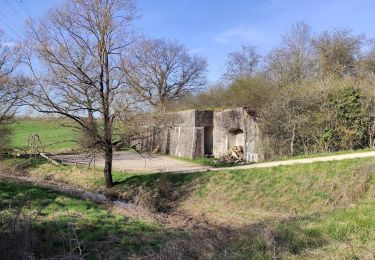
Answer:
212, 151, 375, 171
53, 151, 210, 173
54, 150, 375, 173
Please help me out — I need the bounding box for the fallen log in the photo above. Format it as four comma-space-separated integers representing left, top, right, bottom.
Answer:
40, 152, 60, 166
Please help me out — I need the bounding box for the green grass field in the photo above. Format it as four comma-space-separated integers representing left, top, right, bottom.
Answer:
10, 119, 78, 153
2, 156, 375, 258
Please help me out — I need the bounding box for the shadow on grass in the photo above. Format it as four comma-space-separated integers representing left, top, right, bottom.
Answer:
0, 180, 339, 259
110, 170, 209, 213
0, 180, 168, 259
3, 156, 49, 172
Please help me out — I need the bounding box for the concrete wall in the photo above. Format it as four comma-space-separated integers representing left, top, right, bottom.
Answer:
157, 129, 170, 154
168, 109, 213, 128
195, 110, 214, 127
158, 110, 210, 159
213, 108, 263, 162
170, 109, 196, 127
153, 108, 263, 162
168, 126, 204, 159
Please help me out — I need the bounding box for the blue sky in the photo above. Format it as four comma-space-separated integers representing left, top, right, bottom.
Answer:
1, 0, 375, 83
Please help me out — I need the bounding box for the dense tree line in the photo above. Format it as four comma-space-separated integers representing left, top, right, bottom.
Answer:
173, 22, 375, 158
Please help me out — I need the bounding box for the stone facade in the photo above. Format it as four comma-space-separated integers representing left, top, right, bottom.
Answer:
154, 108, 263, 162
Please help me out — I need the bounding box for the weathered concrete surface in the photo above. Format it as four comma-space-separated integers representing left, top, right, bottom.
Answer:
213, 108, 263, 162
141, 108, 263, 162
54, 151, 209, 173
159, 110, 213, 159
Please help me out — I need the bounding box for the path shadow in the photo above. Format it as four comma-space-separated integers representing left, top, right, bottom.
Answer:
110, 170, 210, 213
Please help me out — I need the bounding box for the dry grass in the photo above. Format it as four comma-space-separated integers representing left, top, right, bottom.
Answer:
2, 156, 375, 259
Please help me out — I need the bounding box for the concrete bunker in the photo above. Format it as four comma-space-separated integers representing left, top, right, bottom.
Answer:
151, 108, 263, 162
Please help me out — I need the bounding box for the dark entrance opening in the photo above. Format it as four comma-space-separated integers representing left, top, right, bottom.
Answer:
165, 130, 170, 154
204, 126, 213, 156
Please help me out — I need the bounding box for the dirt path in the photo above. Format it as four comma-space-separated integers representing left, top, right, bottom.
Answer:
213, 151, 375, 171
54, 150, 375, 173
53, 151, 210, 173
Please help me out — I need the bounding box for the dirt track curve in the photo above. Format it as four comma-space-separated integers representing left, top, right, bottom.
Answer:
213, 151, 375, 171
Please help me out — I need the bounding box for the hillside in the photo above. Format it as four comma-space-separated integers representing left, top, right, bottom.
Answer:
0, 180, 163, 259
10, 119, 78, 153
1, 156, 374, 258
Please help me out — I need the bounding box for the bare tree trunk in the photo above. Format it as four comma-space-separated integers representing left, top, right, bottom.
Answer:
369, 120, 375, 148
104, 144, 113, 188
103, 106, 113, 188
290, 123, 296, 157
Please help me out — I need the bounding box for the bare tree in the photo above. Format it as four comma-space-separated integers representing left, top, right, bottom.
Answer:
265, 21, 314, 85
260, 82, 326, 157
21, 0, 136, 188
123, 39, 207, 111
358, 43, 375, 148
0, 29, 22, 151
312, 29, 363, 78
0, 29, 20, 99
359, 41, 375, 77
224, 44, 260, 80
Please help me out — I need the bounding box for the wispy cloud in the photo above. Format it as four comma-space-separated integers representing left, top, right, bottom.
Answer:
214, 24, 263, 44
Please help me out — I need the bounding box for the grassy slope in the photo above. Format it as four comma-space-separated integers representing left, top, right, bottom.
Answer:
2, 157, 375, 258
109, 158, 375, 259
10, 119, 78, 153
0, 180, 167, 259
188, 159, 375, 258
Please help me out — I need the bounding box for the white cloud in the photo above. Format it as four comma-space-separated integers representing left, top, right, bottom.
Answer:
214, 24, 262, 44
